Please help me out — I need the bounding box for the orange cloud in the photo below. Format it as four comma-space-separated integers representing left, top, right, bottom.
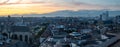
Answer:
0, 4, 70, 16
0, 0, 119, 16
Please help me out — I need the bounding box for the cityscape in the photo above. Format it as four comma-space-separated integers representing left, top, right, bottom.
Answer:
0, 0, 120, 47
0, 11, 120, 47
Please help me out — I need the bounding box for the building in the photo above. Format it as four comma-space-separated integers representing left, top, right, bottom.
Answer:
115, 15, 120, 24
100, 11, 109, 21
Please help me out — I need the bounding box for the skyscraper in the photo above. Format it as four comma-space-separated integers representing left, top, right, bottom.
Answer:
100, 11, 109, 21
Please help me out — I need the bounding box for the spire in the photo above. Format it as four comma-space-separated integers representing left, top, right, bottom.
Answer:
8, 15, 11, 22
21, 16, 24, 24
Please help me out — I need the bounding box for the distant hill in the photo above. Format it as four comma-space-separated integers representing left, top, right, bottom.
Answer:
12, 10, 120, 17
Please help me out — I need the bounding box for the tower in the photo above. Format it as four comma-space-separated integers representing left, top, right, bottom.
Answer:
21, 16, 24, 24
100, 11, 109, 21
115, 15, 120, 33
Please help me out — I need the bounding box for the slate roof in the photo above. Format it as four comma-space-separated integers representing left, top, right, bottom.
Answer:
11, 26, 30, 32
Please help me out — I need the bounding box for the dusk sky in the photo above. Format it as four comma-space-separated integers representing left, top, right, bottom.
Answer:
0, 0, 120, 16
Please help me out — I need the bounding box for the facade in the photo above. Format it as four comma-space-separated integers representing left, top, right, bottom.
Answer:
100, 11, 109, 21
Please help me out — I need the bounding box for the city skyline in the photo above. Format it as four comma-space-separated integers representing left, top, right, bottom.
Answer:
0, 0, 120, 47
0, 0, 120, 16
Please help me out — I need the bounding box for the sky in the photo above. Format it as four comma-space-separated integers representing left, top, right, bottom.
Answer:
0, 0, 120, 16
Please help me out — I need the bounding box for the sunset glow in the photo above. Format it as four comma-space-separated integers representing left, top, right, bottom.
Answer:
0, 0, 120, 16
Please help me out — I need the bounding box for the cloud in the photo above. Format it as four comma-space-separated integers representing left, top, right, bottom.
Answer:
0, 0, 119, 10
0, 0, 120, 16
